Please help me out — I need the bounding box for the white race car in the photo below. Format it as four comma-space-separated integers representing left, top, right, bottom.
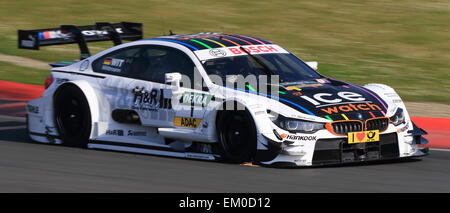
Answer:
20, 22, 428, 167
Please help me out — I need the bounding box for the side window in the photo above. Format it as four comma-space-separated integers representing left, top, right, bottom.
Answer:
92, 47, 142, 77
93, 45, 197, 88
140, 46, 195, 85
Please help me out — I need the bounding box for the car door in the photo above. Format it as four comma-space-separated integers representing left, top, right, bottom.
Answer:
93, 44, 212, 129
93, 45, 174, 128
135, 45, 211, 130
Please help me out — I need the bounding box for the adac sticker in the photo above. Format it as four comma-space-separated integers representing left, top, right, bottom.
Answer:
174, 117, 202, 128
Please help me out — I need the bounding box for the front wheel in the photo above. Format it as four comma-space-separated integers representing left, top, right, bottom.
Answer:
216, 109, 257, 163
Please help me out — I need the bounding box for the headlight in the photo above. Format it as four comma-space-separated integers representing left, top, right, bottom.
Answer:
270, 113, 324, 133
390, 108, 406, 126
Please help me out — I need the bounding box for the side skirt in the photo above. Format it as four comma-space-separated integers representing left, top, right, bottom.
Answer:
88, 140, 216, 161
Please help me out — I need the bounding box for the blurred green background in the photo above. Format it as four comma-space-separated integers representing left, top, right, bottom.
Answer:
0, 0, 449, 104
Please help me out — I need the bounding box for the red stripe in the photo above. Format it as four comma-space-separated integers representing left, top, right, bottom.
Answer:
225, 35, 253, 45
0, 102, 26, 117
0, 80, 44, 101
213, 35, 240, 46
237, 35, 265, 44
369, 111, 376, 118
44, 31, 51, 39
0, 102, 26, 110
412, 117, 450, 149
412, 117, 450, 131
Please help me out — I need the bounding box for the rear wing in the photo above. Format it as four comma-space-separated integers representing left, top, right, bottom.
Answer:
18, 22, 143, 60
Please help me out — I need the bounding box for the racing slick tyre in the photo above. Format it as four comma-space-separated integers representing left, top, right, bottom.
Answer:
54, 84, 92, 148
216, 109, 257, 163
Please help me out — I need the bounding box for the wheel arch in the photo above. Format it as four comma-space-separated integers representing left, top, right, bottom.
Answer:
363, 83, 407, 116
213, 99, 265, 134
213, 99, 262, 162
53, 80, 100, 124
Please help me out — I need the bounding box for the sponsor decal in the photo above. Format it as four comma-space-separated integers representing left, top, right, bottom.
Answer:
174, 117, 202, 128
106, 129, 124, 136
102, 58, 124, 73
277, 83, 322, 90
315, 78, 330, 84
179, 92, 213, 107
297, 83, 322, 88
38, 31, 68, 40
292, 91, 303, 96
194, 44, 289, 61
21, 35, 36, 48
27, 105, 39, 114
38, 28, 124, 40
228, 45, 279, 55
209, 49, 227, 57
186, 153, 214, 160
101, 65, 121, 73
399, 121, 409, 132
110, 58, 124, 67
197, 143, 212, 154
301, 91, 367, 107
280, 134, 317, 141
285, 86, 302, 91
81, 28, 123, 36
348, 130, 379, 144
320, 103, 382, 114
300, 91, 384, 114
132, 87, 172, 111
356, 113, 364, 120
127, 130, 147, 136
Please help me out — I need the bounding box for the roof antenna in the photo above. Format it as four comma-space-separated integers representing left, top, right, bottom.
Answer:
169, 30, 175, 35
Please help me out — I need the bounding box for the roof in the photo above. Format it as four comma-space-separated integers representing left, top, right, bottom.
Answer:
147, 33, 273, 51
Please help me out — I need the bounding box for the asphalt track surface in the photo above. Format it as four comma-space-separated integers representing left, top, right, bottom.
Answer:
1, 114, 450, 192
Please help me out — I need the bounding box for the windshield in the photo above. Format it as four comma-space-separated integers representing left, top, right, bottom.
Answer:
203, 53, 321, 85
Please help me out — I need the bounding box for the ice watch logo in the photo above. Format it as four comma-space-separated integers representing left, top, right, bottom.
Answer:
300, 91, 382, 114
300, 91, 366, 106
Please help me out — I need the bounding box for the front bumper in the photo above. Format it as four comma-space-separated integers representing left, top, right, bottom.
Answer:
256, 122, 428, 167
312, 132, 400, 165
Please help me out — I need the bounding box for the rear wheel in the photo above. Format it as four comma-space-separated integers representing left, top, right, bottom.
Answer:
216, 109, 257, 163
54, 84, 92, 147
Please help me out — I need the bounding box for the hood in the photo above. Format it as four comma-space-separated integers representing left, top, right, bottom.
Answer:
274, 78, 389, 121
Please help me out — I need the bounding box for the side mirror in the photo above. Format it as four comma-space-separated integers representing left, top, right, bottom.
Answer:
305, 61, 318, 71
165, 72, 182, 88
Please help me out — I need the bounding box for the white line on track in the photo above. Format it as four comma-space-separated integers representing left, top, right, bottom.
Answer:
0, 115, 25, 121
430, 148, 450, 152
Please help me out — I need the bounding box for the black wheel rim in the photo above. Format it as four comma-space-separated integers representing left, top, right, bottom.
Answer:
219, 113, 250, 158
56, 95, 84, 137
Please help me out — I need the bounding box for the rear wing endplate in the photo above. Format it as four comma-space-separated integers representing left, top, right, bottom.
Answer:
18, 22, 142, 60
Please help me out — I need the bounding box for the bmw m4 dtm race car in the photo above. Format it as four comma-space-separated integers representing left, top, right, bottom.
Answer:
19, 22, 428, 167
